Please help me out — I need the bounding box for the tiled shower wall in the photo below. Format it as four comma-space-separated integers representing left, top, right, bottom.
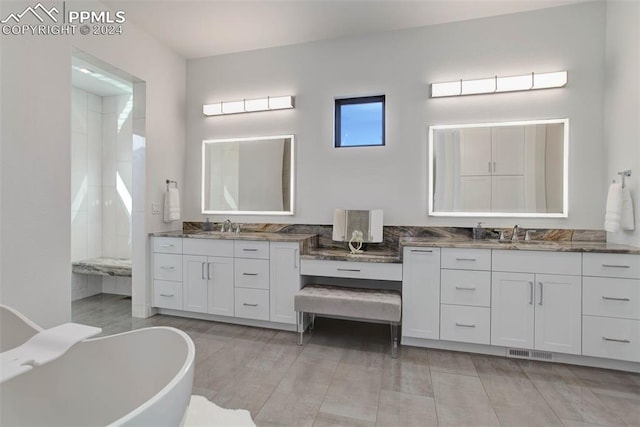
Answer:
71, 88, 132, 300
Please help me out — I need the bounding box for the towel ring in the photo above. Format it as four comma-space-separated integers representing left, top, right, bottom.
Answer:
617, 170, 631, 189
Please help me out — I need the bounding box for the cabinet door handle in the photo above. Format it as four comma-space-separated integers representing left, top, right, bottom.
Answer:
602, 296, 630, 302
602, 264, 630, 269
242, 272, 258, 276
455, 323, 476, 328
243, 248, 258, 252
160, 244, 174, 248
243, 303, 258, 307
207, 263, 212, 280
455, 286, 476, 291
456, 258, 477, 262
294, 248, 298, 269
529, 281, 534, 305
337, 268, 361, 272
201, 262, 206, 279
159, 293, 174, 297
538, 282, 543, 305
602, 337, 630, 343
160, 265, 175, 270
411, 249, 433, 253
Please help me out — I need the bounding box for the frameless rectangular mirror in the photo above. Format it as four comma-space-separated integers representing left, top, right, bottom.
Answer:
202, 135, 294, 215
332, 209, 383, 242
429, 119, 568, 217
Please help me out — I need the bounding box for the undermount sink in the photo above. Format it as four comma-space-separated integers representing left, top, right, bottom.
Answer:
493, 239, 557, 246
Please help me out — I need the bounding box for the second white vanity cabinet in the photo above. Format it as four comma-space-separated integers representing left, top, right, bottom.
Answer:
402, 247, 441, 340
491, 250, 582, 355
269, 242, 301, 325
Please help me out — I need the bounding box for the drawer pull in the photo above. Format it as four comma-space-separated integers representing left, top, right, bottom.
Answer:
411, 249, 433, 253
242, 272, 258, 276
602, 337, 630, 343
202, 262, 206, 279
243, 303, 258, 307
455, 286, 476, 291
602, 264, 630, 269
242, 248, 259, 252
538, 282, 544, 306
602, 296, 630, 302
455, 322, 476, 328
456, 258, 477, 262
160, 265, 175, 270
160, 244, 174, 248
159, 293, 174, 297
337, 268, 361, 272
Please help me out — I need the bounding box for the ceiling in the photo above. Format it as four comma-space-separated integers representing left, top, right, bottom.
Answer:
104, 0, 587, 60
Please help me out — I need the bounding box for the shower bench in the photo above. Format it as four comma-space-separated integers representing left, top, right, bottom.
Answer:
72, 257, 132, 277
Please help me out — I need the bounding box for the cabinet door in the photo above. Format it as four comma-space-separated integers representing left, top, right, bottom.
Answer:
183, 255, 208, 313
491, 272, 534, 348
402, 247, 441, 340
534, 274, 581, 354
491, 175, 524, 212
492, 126, 524, 175
207, 256, 234, 317
269, 242, 300, 324
459, 176, 492, 212
459, 128, 492, 176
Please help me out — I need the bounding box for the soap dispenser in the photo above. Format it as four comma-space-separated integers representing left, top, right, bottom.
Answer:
203, 217, 213, 232
472, 222, 486, 240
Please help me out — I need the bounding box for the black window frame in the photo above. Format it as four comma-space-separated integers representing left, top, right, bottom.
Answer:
334, 95, 386, 148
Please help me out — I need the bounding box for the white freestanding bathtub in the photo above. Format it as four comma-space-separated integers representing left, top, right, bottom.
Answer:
0, 305, 195, 426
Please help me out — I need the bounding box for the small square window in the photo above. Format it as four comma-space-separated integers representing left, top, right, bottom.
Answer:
335, 95, 385, 148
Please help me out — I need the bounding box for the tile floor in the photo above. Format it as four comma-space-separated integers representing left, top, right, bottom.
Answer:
72, 294, 640, 426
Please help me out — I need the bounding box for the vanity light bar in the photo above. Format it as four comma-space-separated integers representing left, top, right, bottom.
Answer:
431, 71, 567, 98
203, 95, 295, 116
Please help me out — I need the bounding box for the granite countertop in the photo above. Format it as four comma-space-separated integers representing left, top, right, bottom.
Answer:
152, 230, 317, 243
72, 257, 132, 277
302, 248, 401, 263
400, 237, 640, 254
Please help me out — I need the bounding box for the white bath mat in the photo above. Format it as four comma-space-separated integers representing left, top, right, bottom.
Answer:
184, 395, 256, 427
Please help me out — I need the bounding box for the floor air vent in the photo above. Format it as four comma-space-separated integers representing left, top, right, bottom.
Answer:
506, 348, 553, 361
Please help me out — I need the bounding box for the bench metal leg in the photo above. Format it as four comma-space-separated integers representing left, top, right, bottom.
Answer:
390, 323, 399, 359
297, 311, 304, 346
310, 313, 315, 330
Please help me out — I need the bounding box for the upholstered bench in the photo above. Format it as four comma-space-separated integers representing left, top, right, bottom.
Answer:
294, 284, 402, 358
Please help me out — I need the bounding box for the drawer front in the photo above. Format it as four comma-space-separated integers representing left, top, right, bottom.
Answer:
153, 253, 183, 281
442, 248, 491, 271
182, 238, 234, 257
234, 258, 270, 290
153, 237, 182, 254
441, 270, 491, 307
440, 305, 491, 345
583, 253, 640, 279
583, 316, 640, 362
583, 277, 640, 320
300, 259, 402, 281
492, 250, 581, 275
154, 280, 183, 310
234, 240, 270, 259
235, 288, 270, 321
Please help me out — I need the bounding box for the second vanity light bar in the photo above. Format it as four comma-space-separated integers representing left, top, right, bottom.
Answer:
431, 71, 568, 98
203, 95, 295, 116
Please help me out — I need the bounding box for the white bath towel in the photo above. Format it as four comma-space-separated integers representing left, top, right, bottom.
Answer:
604, 183, 623, 232
621, 186, 635, 230
164, 187, 181, 222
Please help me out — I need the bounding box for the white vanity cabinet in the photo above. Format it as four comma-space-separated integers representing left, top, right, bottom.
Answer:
440, 248, 492, 345
182, 239, 234, 315
582, 253, 640, 363
269, 242, 301, 324
491, 250, 582, 355
402, 247, 441, 340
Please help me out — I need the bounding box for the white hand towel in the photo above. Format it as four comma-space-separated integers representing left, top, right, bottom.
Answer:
164, 188, 181, 222
621, 187, 635, 230
604, 183, 622, 232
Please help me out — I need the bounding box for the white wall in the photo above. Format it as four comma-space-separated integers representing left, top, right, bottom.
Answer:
185, 2, 606, 229
604, 0, 640, 247
0, 0, 186, 327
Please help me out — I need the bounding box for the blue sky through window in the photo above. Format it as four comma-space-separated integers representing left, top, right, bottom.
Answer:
338, 100, 383, 147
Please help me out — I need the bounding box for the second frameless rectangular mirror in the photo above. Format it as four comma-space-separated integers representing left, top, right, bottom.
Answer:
202, 135, 294, 215
428, 118, 568, 217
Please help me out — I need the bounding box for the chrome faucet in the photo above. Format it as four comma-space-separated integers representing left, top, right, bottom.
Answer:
221, 219, 233, 233
511, 224, 520, 241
